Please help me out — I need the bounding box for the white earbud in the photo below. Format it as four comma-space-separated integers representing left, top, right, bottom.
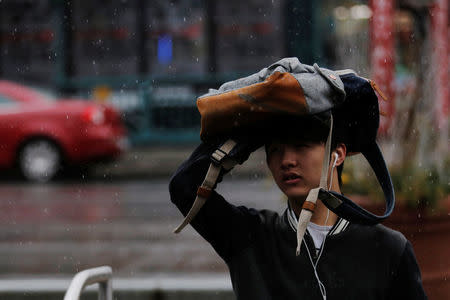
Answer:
328, 152, 339, 191
332, 152, 339, 169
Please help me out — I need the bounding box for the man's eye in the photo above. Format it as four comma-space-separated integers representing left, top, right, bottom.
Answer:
268, 146, 280, 154
294, 143, 307, 148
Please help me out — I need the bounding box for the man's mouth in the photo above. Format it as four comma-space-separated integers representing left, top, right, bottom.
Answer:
282, 173, 301, 184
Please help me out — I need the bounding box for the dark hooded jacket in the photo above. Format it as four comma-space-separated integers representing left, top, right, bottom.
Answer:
169, 142, 427, 300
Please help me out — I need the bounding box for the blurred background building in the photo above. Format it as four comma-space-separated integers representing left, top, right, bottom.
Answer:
1, 0, 446, 148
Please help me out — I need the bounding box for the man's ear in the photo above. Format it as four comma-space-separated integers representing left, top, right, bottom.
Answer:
334, 143, 347, 167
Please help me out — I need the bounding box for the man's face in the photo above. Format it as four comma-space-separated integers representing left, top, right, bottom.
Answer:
266, 139, 325, 202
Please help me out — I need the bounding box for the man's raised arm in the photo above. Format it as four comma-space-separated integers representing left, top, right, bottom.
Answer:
169, 141, 259, 260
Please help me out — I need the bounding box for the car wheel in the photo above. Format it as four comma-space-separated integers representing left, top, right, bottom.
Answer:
19, 139, 61, 183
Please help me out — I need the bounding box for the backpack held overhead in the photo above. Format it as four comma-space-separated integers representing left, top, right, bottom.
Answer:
173, 57, 395, 255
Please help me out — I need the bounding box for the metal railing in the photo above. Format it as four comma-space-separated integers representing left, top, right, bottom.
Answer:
64, 266, 113, 300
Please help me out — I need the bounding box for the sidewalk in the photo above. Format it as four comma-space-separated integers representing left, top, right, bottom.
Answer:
93, 146, 270, 180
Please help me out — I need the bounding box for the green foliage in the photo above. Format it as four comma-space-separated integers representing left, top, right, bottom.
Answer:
341, 157, 449, 209
390, 163, 449, 209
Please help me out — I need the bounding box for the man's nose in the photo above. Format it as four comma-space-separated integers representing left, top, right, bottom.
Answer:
280, 147, 298, 169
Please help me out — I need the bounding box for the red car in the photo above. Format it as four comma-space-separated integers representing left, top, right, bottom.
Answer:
0, 80, 128, 182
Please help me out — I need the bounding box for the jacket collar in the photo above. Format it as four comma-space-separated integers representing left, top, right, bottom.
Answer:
287, 206, 350, 235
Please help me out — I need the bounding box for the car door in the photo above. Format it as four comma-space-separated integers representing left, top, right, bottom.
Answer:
0, 93, 25, 167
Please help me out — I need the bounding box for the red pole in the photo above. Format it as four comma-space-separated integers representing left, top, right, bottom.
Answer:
369, 0, 396, 135
431, 0, 449, 130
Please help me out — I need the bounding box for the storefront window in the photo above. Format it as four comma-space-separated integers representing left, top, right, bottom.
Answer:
215, 0, 284, 73
147, 0, 205, 75
73, 0, 139, 76
319, 1, 372, 75
0, 0, 56, 84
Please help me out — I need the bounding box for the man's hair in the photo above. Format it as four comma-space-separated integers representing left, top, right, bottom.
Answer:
264, 116, 345, 187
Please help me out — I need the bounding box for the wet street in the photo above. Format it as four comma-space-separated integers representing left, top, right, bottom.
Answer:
0, 177, 286, 277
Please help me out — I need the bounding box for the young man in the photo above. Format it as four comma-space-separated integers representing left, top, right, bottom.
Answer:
169, 119, 427, 299
170, 57, 427, 299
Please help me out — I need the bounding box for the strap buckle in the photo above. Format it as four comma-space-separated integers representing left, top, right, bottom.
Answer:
211, 148, 228, 165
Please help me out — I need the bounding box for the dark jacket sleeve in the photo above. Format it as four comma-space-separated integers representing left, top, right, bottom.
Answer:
169, 142, 258, 260
388, 241, 428, 299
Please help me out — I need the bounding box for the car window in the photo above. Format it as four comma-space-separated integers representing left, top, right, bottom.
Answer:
0, 94, 17, 106
30, 87, 57, 102
0, 94, 18, 112
0, 83, 54, 104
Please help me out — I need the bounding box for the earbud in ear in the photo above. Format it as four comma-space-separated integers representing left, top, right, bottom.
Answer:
332, 152, 339, 169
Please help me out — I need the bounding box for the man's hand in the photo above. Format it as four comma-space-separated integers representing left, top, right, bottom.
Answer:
220, 137, 264, 165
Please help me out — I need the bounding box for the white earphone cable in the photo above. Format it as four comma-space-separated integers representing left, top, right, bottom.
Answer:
299, 150, 339, 299
328, 152, 339, 191
324, 152, 338, 226
304, 237, 328, 300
